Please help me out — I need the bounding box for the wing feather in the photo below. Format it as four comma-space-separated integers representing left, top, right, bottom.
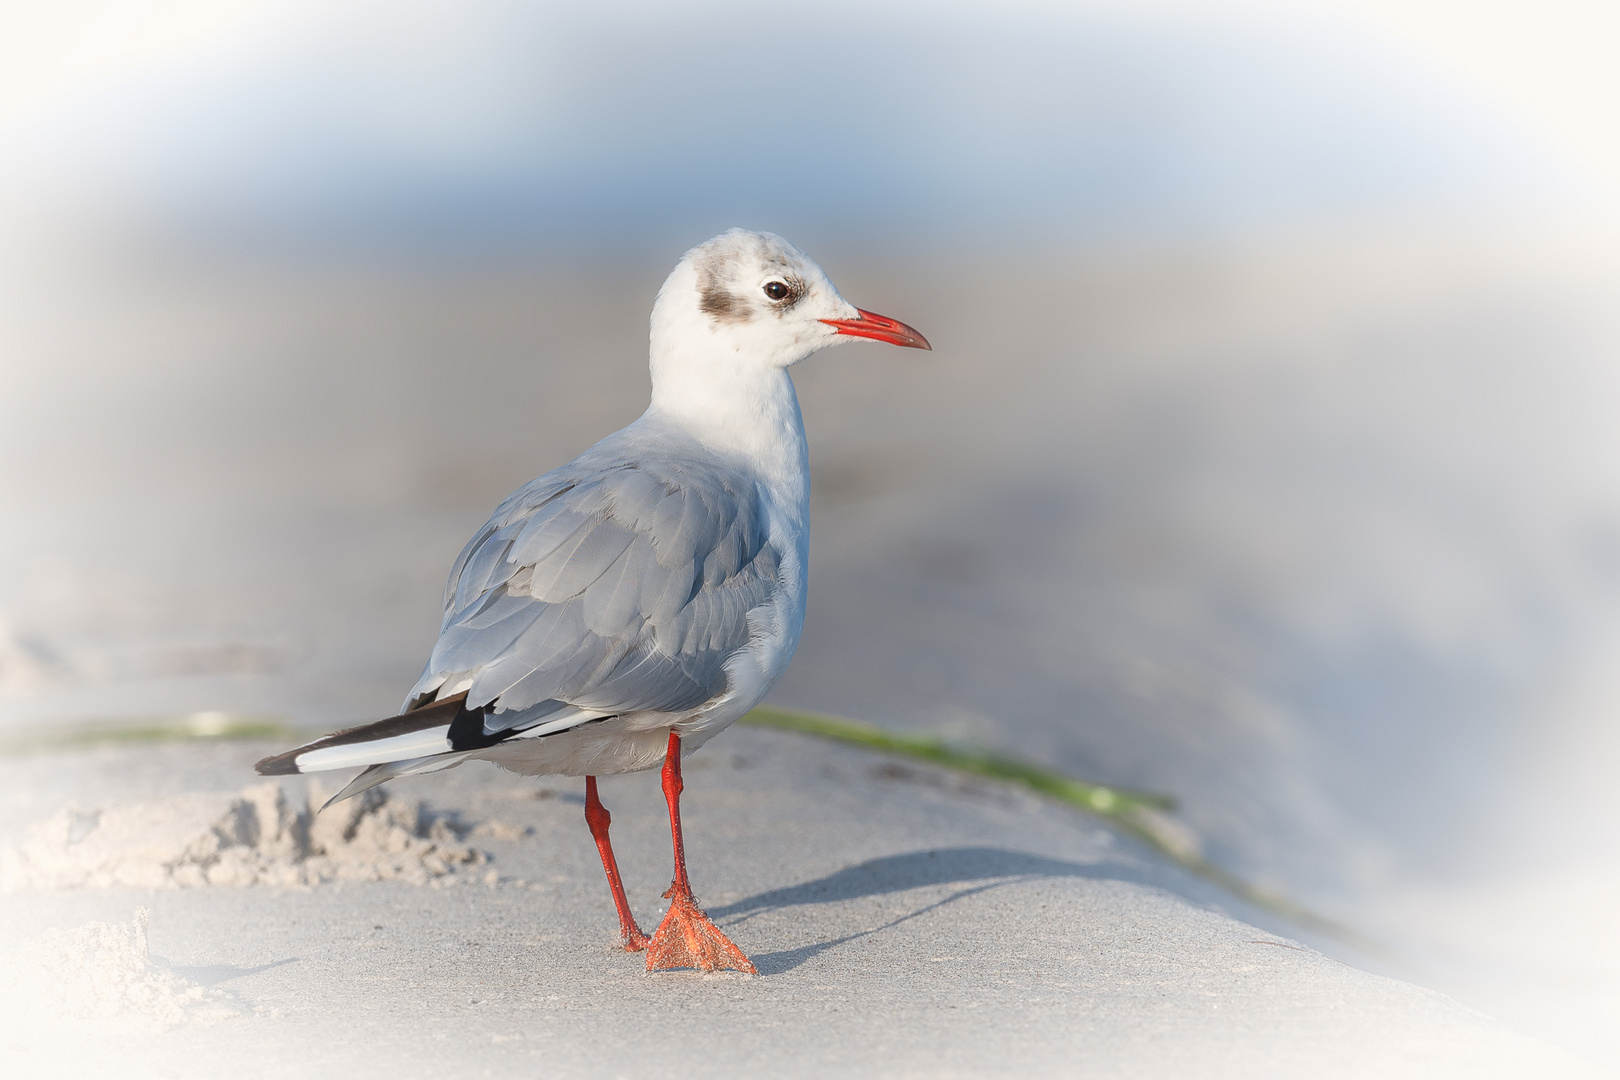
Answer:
508, 506, 594, 569
412, 446, 782, 724
526, 518, 639, 600
452, 520, 523, 613
602, 466, 665, 526
581, 547, 642, 635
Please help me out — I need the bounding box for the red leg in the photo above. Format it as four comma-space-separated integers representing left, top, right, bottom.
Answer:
585, 775, 649, 951
645, 731, 757, 974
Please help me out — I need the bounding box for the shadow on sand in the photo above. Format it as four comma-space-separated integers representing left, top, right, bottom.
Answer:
710, 846, 1172, 975
168, 957, 300, 986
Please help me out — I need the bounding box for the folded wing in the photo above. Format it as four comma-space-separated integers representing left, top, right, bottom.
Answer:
257, 448, 782, 784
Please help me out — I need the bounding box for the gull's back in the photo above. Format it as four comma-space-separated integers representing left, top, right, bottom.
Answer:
415, 423, 788, 732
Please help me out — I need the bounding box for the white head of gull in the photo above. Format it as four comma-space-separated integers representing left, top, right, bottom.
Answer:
257, 229, 929, 973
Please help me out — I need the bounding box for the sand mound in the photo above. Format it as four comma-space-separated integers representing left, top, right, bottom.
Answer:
13, 908, 240, 1030
0, 782, 498, 890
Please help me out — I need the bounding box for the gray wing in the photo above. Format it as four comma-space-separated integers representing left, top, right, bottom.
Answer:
408, 451, 782, 739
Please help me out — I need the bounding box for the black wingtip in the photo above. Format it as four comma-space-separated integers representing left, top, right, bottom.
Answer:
255, 751, 301, 776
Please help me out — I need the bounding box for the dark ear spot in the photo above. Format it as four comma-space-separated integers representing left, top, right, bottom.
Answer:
699, 261, 751, 324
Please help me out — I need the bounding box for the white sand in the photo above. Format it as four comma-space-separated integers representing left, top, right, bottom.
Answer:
8, 908, 241, 1031
0, 782, 508, 891
0, 732, 1603, 1080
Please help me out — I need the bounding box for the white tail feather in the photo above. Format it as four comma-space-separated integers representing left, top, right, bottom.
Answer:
295, 727, 454, 773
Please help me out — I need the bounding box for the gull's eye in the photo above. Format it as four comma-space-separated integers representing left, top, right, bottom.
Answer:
763, 281, 790, 301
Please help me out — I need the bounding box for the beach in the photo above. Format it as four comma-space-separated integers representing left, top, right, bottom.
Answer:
1, 725, 1604, 1079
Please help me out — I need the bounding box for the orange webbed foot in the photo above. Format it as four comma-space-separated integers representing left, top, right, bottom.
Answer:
645, 887, 756, 974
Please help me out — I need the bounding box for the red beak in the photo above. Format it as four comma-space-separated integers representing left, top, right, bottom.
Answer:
820, 308, 932, 351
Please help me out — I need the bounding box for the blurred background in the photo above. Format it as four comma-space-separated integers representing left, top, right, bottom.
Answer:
1, 0, 1617, 1066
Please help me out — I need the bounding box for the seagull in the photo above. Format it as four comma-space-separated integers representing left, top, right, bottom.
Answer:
256, 229, 929, 973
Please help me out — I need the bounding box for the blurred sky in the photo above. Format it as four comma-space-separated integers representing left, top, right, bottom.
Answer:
1, 0, 1615, 254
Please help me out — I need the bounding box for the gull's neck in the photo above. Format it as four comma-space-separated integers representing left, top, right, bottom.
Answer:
644, 350, 809, 506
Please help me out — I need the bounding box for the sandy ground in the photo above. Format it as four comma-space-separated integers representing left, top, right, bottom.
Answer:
0, 728, 1603, 1080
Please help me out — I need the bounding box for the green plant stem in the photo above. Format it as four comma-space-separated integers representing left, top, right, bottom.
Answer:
0, 714, 298, 756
